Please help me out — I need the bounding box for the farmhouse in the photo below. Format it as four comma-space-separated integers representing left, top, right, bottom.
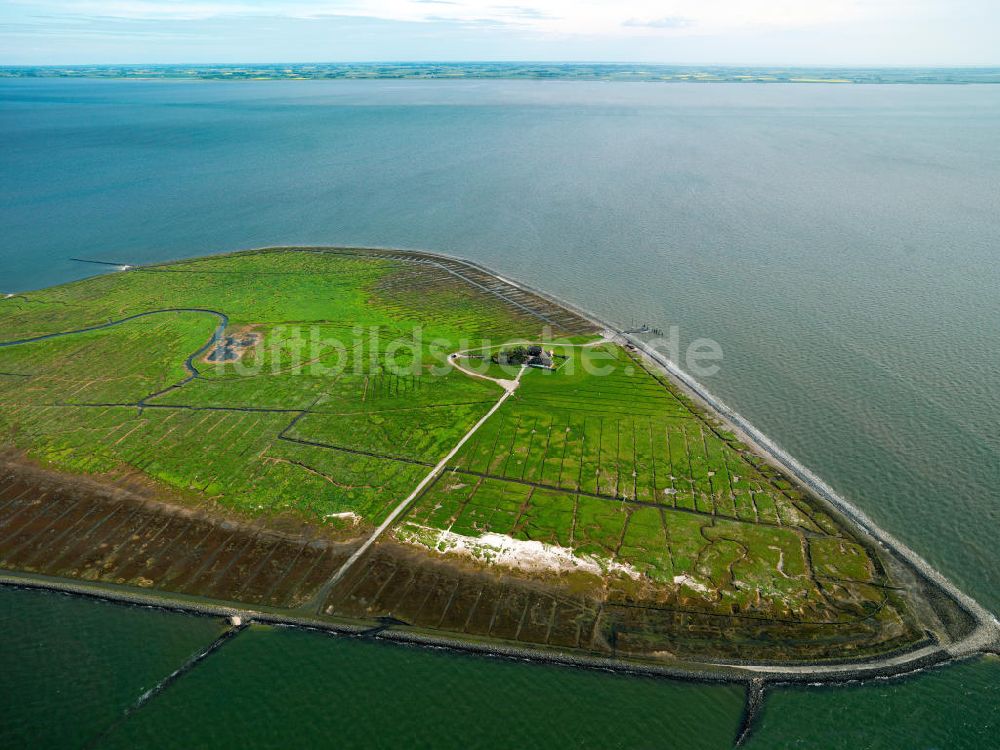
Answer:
493, 344, 555, 368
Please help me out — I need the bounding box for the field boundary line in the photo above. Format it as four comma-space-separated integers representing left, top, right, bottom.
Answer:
309, 363, 526, 610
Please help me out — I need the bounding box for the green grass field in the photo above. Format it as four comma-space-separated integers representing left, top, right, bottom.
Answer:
398, 342, 891, 622
0, 248, 899, 627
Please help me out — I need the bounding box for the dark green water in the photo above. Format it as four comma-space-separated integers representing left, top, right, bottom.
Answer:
0, 587, 226, 747
2, 588, 998, 748
1, 79, 999, 746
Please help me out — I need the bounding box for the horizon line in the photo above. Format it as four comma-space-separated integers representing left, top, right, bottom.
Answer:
4, 61, 1000, 69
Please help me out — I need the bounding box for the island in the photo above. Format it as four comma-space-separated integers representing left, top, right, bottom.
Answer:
0, 247, 996, 687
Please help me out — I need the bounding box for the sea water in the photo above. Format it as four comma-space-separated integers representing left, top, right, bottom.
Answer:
1, 78, 998, 747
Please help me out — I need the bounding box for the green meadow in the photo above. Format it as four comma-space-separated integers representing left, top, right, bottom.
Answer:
0, 248, 895, 624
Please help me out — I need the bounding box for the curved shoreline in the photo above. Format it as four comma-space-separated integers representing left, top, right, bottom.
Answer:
0, 570, 962, 687
5, 244, 998, 684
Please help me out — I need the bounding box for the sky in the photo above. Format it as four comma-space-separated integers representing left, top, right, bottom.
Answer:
1, 0, 997, 66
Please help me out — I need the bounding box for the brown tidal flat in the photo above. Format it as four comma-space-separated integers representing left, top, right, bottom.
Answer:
321, 541, 602, 650
0, 457, 952, 660
314, 537, 923, 662
0, 456, 945, 663
0, 456, 351, 609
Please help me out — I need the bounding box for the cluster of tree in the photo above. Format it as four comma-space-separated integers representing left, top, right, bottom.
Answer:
492, 345, 547, 366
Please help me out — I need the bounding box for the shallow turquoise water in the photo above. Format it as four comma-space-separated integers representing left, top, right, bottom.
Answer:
1, 79, 998, 746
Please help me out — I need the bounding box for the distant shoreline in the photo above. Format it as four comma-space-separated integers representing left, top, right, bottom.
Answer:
2, 63, 1000, 84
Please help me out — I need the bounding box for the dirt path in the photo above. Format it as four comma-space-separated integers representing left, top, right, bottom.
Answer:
309, 360, 527, 610
316, 332, 614, 601
447, 352, 521, 391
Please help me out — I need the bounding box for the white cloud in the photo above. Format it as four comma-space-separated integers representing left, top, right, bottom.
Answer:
4, 0, 994, 65
314, 0, 867, 34
5, 0, 885, 35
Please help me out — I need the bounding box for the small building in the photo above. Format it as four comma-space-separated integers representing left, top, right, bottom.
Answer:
526, 345, 554, 368
493, 344, 555, 369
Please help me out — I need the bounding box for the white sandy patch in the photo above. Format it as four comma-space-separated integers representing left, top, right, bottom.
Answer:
398, 523, 641, 579
673, 574, 710, 593
323, 511, 360, 524
769, 545, 795, 579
